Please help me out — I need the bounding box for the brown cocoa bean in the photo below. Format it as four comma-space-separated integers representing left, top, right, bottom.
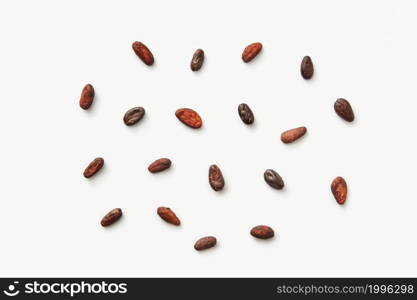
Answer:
264, 169, 284, 190
123, 107, 145, 126
331, 176, 348, 205
334, 98, 354, 122
300, 56, 314, 79
190, 49, 204, 71
157, 207, 180, 225
208, 164, 225, 191
148, 158, 172, 173
250, 225, 274, 239
281, 127, 307, 143
238, 103, 254, 124
79, 84, 94, 110
175, 108, 202, 129
83, 157, 104, 178
242, 42, 262, 62
101, 208, 122, 227
194, 236, 217, 251
132, 41, 154, 66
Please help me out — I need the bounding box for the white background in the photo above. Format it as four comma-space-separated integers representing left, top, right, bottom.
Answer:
0, 0, 416, 277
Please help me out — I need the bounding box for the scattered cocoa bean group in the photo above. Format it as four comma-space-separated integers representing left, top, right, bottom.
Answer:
79, 41, 353, 251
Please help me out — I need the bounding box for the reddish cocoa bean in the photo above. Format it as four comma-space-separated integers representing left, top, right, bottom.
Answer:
83, 157, 104, 178
148, 158, 172, 173
132, 41, 154, 66
281, 127, 307, 143
331, 176, 348, 205
157, 207, 181, 225
194, 236, 217, 251
79, 84, 94, 110
242, 42, 262, 62
250, 225, 274, 239
175, 108, 202, 128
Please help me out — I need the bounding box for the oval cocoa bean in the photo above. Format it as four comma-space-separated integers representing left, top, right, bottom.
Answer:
208, 164, 225, 191
242, 42, 262, 62
194, 236, 217, 251
331, 176, 348, 205
281, 126, 307, 143
132, 41, 154, 66
238, 103, 254, 124
148, 158, 172, 173
79, 84, 94, 110
101, 208, 122, 227
190, 49, 204, 71
123, 107, 145, 126
334, 98, 354, 122
264, 169, 284, 190
250, 225, 274, 239
175, 108, 202, 129
300, 56, 314, 79
157, 207, 181, 225
83, 157, 104, 178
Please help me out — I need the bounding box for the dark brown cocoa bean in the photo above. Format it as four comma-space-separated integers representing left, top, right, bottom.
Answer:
300, 56, 314, 79
208, 164, 225, 191
101, 208, 122, 227
83, 157, 104, 178
264, 169, 284, 190
334, 98, 355, 122
190, 49, 204, 71
123, 107, 145, 126
238, 103, 254, 124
